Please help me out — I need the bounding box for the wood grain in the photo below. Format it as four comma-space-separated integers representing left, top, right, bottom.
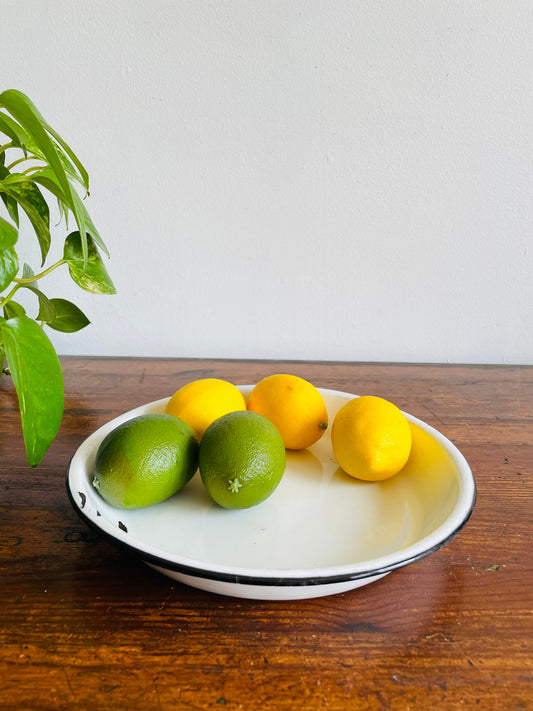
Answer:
1, 358, 532, 710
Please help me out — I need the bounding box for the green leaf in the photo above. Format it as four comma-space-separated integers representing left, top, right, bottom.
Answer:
64, 231, 116, 294
0, 247, 18, 290
0, 177, 50, 264
29, 166, 69, 203
31, 168, 109, 257
47, 298, 90, 332
0, 316, 63, 466
0, 216, 18, 248
22, 263, 35, 280
0, 163, 20, 226
41, 125, 88, 190
0, 90, 89, 262
31, 167, 109, 258
3, 300, 26, 319
0, 111, 29, 147
5, 197, 19, 226
26, 138, 85, 188
57, 196, 69, 226
20, 284, 56, 323
69, 188, 109, 257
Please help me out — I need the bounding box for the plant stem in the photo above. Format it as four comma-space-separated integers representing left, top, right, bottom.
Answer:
0, 283, 21, 309
0, 168, 41, 185
14, 259, 68, 284
0, 258, 69, 309
22, 164, 46, 175
5, 155, 32, 171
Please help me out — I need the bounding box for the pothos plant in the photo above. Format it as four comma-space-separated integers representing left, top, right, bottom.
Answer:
0, 89, 115, 467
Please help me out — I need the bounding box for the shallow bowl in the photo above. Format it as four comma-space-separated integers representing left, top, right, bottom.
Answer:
66, 386, 476, 600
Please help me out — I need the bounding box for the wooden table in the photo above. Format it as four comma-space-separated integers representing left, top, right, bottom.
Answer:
1, 358, 532, 710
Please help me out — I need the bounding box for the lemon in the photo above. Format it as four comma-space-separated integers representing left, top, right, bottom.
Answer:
199, 410, 286, 509
164, 378, 246, 441
246, 374, 328, 450
331, 395, 412, 482
92, 414, 199, 509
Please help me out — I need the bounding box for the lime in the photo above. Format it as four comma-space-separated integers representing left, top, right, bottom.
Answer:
92, 413, 199, 509
199, 411, 286, 509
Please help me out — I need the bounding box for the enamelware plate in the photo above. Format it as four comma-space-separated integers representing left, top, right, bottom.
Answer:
66, 386, 476, 600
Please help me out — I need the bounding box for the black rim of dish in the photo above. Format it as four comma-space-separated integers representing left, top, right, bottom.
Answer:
66, 473, 477, 588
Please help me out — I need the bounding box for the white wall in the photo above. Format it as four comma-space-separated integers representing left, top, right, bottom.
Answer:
2, 1, 532, 364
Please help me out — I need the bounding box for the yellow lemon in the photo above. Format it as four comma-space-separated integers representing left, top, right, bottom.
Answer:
246, 374, 328, 450
331, 395, 412, 481
164, 378, 246, 440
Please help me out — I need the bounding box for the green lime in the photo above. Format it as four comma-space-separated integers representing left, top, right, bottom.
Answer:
199, 410, 286, 509
92, 413, 199, 509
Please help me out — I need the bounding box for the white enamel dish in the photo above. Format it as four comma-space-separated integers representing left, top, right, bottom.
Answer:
66, 386, 476, 600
